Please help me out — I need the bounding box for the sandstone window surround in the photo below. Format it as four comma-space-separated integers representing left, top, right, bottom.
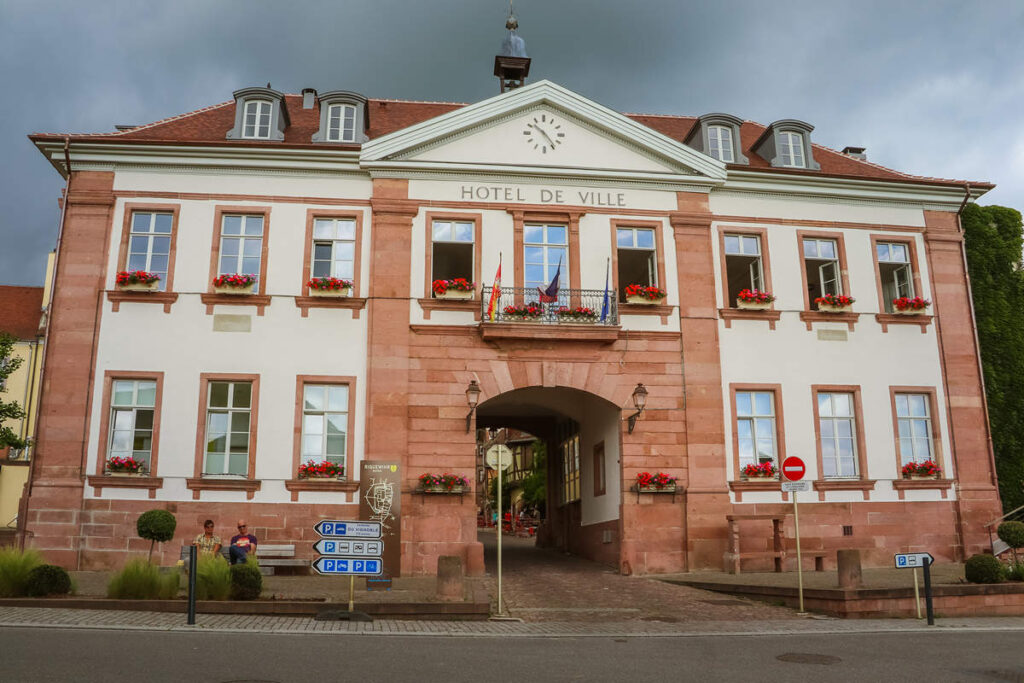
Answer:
201, 206, 272, 315
728, 383, 787, 501
796, 229, 860, 331
750, 119, 820, 171
285, 375, 359, 501
226, 87, 289, 142
295, 208, 367, 318
684, 113, 748, 165
888, 386, 952, 499
419, 212, 483, 320
311, 91, 368, 144
716, 226, 781, 329
88, 371, 165, 498
869, 234, 933, 333
810, 385, 876, 501
187, 373, 261, 500
107, 203, 181, 313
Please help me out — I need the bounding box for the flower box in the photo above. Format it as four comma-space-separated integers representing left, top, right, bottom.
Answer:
213, 274, 257, 295
298, 460, 344, 479
625, 284, 667, 305
818, 303, 853, 313
419, 473, 470, 494
902, 460, 941, 479
736, 300, 772, 310
307, 277, 352, 297
556, 306, 598, 324
435, 289, 474, 300
893, 297, 931, 315
107, 471, 146, 478
743, 474, 778, 480
636, 483, 677, 494
742, 462, 777, 479
432, 278, 476, 299
635, 472, 677, 492
421, 484, 469, 494
115, 270, 161, 291
502, 304, 543, 321
814, 294, 855, 312
105, 456, 146, 476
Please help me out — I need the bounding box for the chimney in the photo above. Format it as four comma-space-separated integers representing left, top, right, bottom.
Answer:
841, 146, 867, 161
302, 88, 317, 109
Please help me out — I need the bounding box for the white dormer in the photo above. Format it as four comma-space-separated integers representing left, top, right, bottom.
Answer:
312, 91, 368, 144
226, 87, 289, 142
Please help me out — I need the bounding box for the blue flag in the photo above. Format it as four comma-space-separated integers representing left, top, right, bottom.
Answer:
600, 258, 610, 321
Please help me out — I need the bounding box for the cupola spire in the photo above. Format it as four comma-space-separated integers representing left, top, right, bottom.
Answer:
494, 2, 531, 92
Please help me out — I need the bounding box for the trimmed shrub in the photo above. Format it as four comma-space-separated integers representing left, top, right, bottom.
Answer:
0, 547, 44, 597
108, 559, 180, 599
25, 564, 72, 597
136, 509, 177, 562
230, 563, 262, 600
965, 553, 1006, 584
195, 555, 232, 601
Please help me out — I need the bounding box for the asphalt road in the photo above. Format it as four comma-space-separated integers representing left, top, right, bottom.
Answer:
2, 627, 1023, 682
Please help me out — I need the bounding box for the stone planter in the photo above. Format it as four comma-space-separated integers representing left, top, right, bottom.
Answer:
421, 485, 468, 494
504, 315, 542, 323
558, 317, 598, 325
817, 304, 853, 313
743, 474, 777, 481
214, 283, 256, 295
736, 299, 772, 310
906, 474, 940, 480
435, 289, 474, 300
894, 308, 928, 316
117, 281, 159, 292
309, 287, 351, 298
298, 474, 342, 480
626, 295, 666, 305
106, 471, 145, 477
636, 484, 677, 494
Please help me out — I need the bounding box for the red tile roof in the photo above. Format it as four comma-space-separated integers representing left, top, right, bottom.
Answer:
0, 286, 44, 340
30, 94, 990, 189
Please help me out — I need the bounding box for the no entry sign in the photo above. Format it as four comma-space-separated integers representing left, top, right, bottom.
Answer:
782, 456, 806, 481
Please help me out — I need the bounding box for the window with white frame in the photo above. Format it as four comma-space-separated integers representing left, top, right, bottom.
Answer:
431, 220, 474, 292
204, 381, 252, 476
895, 393, 934, 466
735, 390, 778, 470
126, 212, 173, 291
708, 125, 735, 163
242, 100, 272, 139
723, 234, 765, 304
108, 380, 156, 472
326, 103, 357, 142
301, 384, 349, 473
219, 215, 264, 282
524, 224, 568, 303
877, 242, 914, 312
616, 227, 657, 299
803, 238, 841, 308
778, 131, 806, 168
311, 217, 356, 280
818, 392, 858, 478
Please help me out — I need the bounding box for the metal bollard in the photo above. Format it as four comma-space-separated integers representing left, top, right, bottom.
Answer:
187, 545, 197, 625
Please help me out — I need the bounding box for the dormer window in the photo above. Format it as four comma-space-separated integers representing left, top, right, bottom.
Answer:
708, 125, 734, 163
685, 113, 748, 165
327, 104, 357, 142
226, 87, 288, 142
751, 119, 820, 170
312, 91, 368, 144
778, 131, 805, 168
243, 100, 273, 139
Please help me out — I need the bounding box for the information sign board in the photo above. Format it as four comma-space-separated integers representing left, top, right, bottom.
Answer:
313, 520, 382, 539
312, 557, 383, 576
313, 539, 383, 557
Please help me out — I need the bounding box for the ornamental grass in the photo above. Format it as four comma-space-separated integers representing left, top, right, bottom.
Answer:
195, 555, 232, 600
0, 547, 45, 597
107, 558, 180, 600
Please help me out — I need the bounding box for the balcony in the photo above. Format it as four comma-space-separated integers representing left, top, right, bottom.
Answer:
478, 286, 620, 343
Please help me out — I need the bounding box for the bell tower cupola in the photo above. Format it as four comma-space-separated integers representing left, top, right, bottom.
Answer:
494, 6, 531, 92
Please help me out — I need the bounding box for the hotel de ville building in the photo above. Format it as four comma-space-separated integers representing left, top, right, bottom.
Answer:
18, 19, 1001, 577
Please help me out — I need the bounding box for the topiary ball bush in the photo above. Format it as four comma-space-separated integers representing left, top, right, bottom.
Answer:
25, 564, 72, 597
965, 553, 1006, 584
137, 509, 177, 543
997, 521, 1024, 550
230, 563, 262, 600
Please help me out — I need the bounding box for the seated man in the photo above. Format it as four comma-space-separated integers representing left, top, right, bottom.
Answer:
229, 520, 258, 565
193, 519, 222, 557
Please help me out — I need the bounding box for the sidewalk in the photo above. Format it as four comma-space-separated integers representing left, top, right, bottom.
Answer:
2, 605, 1024, 637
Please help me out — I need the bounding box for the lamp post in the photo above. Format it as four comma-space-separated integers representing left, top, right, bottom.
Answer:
465, 380, 482, 432
627, 383, 648, 434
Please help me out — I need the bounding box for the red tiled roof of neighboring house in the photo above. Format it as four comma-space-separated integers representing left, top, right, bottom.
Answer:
0, 286, 44, 340
29, 94, 991, 189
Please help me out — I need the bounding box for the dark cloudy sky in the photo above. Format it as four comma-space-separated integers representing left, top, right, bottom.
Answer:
1, 0, 1020, 286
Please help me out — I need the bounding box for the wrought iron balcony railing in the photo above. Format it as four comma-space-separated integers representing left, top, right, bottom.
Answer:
480, 286, 618, 326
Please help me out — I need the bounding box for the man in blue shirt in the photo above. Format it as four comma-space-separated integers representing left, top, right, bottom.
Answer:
229, 520, 258, 565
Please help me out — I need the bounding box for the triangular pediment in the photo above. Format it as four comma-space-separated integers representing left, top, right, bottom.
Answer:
360, 80, 726, 186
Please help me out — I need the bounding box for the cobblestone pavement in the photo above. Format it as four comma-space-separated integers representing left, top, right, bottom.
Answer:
1, 606, 1023, 637
478, 530, 799, 623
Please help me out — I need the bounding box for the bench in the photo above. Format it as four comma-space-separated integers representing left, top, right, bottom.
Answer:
723, 513, 788, 574
180, 543, 306, 575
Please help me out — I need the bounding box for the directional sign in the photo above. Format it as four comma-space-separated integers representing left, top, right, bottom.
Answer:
312, 556, 383, 576
314, 520, 382, 539
313, 539, 383, 557
895, 552, 934, 569
781, 456, 806, 482
781, 480, 811, 493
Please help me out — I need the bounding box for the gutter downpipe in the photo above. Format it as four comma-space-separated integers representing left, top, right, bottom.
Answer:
18, 138, 72, 550
955, 184, 1000, 493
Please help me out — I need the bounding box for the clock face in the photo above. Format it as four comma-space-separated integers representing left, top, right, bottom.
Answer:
522, 113, 565, 154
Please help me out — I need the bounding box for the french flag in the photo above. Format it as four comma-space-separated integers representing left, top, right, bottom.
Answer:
537, 256, 562, 303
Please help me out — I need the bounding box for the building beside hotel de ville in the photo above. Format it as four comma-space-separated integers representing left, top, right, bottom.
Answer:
18, 23, 1002, 577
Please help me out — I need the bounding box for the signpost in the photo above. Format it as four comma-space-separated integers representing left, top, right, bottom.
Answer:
312, 519, 384, 620
895, 552, 935, 625
487, 444, 513, 617
781, 456, 807, 613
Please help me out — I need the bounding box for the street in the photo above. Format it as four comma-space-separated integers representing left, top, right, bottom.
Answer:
2, 627, 1023, 682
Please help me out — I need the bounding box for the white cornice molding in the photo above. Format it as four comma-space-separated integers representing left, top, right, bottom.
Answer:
35, 141, 362, 177
376, 168, 711, 193
360, 79, 728, 181
723, 170, 987, 208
